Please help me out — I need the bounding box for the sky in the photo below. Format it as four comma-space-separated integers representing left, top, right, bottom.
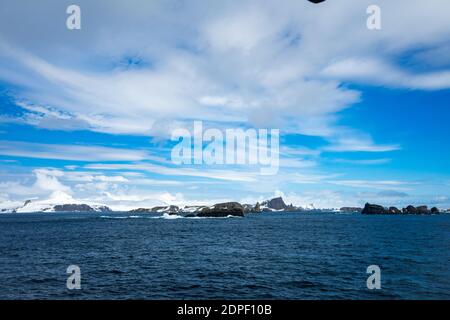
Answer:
0, 0, 450, 210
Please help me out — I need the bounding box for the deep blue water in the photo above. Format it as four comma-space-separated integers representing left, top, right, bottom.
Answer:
0, 212, 449, 300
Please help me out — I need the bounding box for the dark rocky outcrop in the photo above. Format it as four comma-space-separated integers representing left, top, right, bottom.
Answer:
150, 205, 180, 214
196, 202, 244, 217
53, 204, 112, 212
361, 203, 388, 215
95, 206, 112, 212
129, 208, 152, 213
243, 202, 262, 213
259, 197, 303, 212
183, 205, 208, 212
388, 206, 401, 214
340, 207, 362, 213
124, 206, 183, 214
362, 203, 442, 215
285, 203, 301, 212
416, 205, 429, 214
261, 197, 287, 210
166, 205, 180, 214
403, 205, 418, 214
430, 207, 440, 214
53, 204, 93, 212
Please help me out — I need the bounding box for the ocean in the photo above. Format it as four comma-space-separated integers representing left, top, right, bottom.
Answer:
0, 212, 449, 299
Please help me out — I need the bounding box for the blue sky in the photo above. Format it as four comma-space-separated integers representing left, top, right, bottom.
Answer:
1, 0, 450, 210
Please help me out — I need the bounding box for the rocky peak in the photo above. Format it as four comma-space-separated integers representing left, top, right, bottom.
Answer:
262, 197, 287, 210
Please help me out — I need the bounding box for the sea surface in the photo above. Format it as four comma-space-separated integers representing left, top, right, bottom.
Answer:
0, 211, 449, 300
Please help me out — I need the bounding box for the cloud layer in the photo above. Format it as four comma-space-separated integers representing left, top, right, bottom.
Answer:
1, 0, 449, 138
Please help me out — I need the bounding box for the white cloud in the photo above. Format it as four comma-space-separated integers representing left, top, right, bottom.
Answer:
280, 158, 317, 169
0, 0, 446, 148
290, 172, 341, 185
0, 168, 73, 201
281, 146, 321, 157
323, 58, 450, 90
323, 137, 400, 153
0, 167, 197, 210
84, 162, 258, 182
328, 179, 410, 191
33, 169, 72, 193
2, 0, 445, 148
333, 158, 391, 165
0, 140, 153, 161
1, 1, 450, 208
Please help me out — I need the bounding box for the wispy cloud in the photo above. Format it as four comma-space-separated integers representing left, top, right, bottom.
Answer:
4, 1, 449, 138
328, 179, 411, 191
0, 141, 152, 161
323, 58, 450, 90
323, 137, 400, 153
376, 190, 409, 198
84, 162, 258, 182
332, 158, 391, 165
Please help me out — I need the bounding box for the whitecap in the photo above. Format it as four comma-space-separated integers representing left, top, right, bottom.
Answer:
152, 213, 184, 219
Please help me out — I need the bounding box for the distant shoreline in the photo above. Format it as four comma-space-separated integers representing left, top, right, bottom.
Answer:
2, 197, 449, 217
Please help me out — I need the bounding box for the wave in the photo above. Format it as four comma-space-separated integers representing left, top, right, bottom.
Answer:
188, 214, 242, 219
152, 213, 242, 219
151, 213, 184, 219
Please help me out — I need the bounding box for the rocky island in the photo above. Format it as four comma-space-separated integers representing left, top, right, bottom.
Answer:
124, 197, 305, 218
361, 203, 440, 215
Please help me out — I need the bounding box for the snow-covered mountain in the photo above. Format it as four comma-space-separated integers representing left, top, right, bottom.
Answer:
1, 200, 112, 213
1, 191, 112, 213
